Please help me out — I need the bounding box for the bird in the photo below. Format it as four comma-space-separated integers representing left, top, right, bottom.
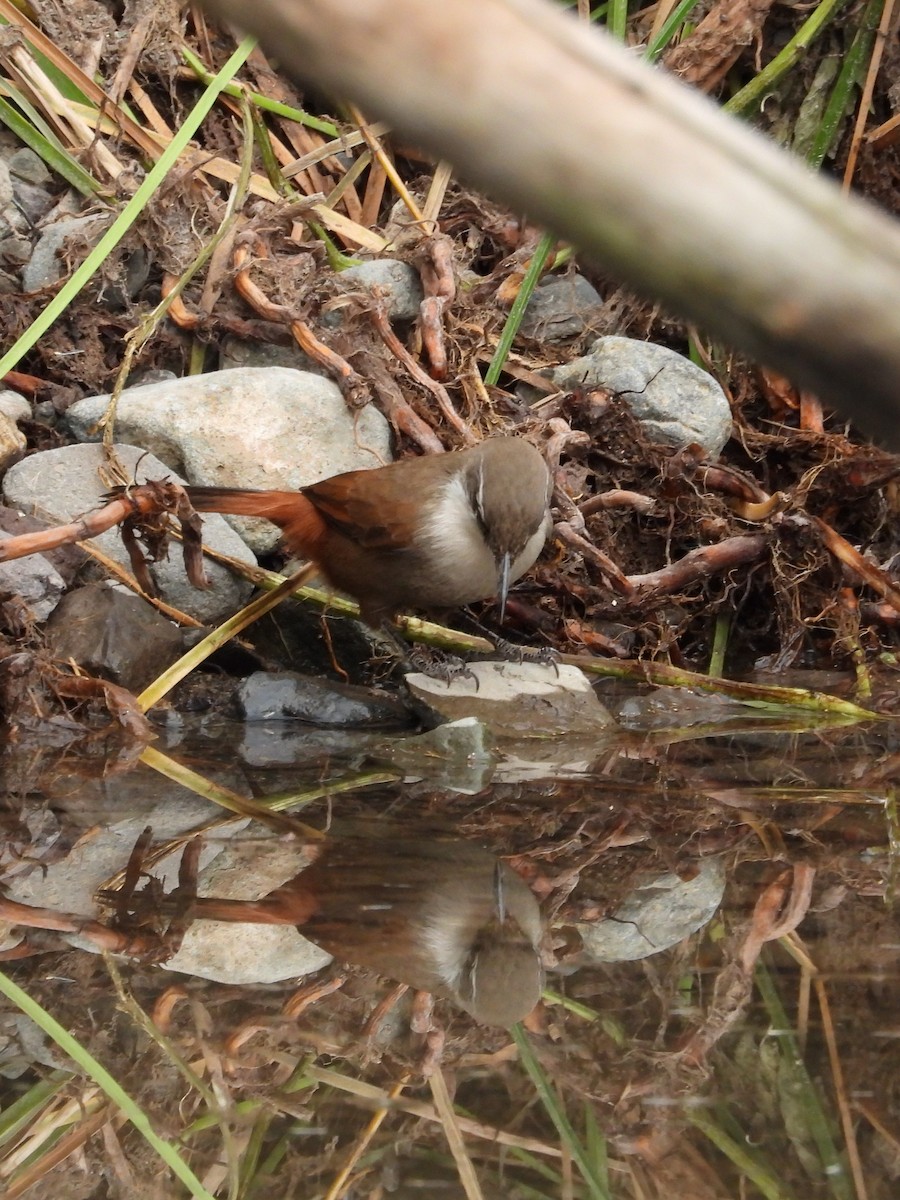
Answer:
174, 823, 544, 1028
183, 437, 553, 627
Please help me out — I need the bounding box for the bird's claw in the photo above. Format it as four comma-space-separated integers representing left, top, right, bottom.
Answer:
493, 638, 560, 675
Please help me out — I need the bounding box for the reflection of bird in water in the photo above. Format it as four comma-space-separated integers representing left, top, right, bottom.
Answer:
181, 824, 544, 1028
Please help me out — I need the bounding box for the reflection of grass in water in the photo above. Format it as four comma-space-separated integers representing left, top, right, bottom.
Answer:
685, 952, 855, 1200
0, 966, 214, 1199
513, 1022, 612, 1199
0, 909, 874, 1199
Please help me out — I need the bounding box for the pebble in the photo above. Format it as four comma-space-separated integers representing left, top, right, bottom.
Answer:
519, 273, 603, 341
327, 257, 423, 323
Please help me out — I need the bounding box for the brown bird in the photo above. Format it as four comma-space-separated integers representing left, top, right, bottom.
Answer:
177, 826, 544, 1028
184, 437, 552, 626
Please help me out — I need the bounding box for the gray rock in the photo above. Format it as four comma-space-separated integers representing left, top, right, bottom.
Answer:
0, 234, 32, 271
0, 534, 66, 620
548, 335, 732, 458
236, 671, 414, 727
2, 443, 257, 623
405, 661, 614, 737
5, 806, 333, 987
63, 367, 394, 552
330, 258, 423, 323
519, 274, 602, 341
14, 188, 54, 227
22, 212, 110, 291
44, 583, 185, 691
8, 149, 51, 186
0, 157, 14, 214
10, 175, 54, 225
578, 857, 727, 962
0, 411, 25, 469
5, 788, 229, 918
0, 390, 30, 424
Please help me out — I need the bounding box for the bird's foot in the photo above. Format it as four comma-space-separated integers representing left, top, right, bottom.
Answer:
493, 638, 560, 674
404, 646, 479, 687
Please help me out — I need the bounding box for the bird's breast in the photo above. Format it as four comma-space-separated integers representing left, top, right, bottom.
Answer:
416, 473, 502, 605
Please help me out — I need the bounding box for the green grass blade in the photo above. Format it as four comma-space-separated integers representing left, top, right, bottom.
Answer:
181, 44, 340, 136
582, 1103, 609, 1193
645, 0, 705, 60
0, 1069, 73, 1148
607, 0, 629, 40
512, 1024, 611, 1200
725, 0, 851, 117
0, 968, 215, 1200
687, 1106, 796, 1200
0, 85, 100, 195
484, 229, 555, 387
807, 0, 884, 168
755, 961, 852, 1199
0, 34, 257, 378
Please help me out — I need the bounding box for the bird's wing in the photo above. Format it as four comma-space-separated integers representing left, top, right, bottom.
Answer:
304, 459, 452, 551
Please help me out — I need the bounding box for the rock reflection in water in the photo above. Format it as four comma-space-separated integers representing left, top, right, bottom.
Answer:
180, 822, 544, 1028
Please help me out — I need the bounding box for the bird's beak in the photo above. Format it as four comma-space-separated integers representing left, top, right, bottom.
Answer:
497, 551, 511, 623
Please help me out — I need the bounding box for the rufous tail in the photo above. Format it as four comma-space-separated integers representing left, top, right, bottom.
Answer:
185, 487, 326, 560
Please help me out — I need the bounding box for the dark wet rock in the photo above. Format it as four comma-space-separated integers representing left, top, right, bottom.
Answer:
44, 583, 185, 692
2, 442, 257, 623
63, 367, 394, 552
547, 335, 732, 458
239, 606, 385, 685
577, 857, 727, 962
518, 273, 602, 341
236, 670, 415, 727
326, 257, 423, 324
405, 661, 615, 737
